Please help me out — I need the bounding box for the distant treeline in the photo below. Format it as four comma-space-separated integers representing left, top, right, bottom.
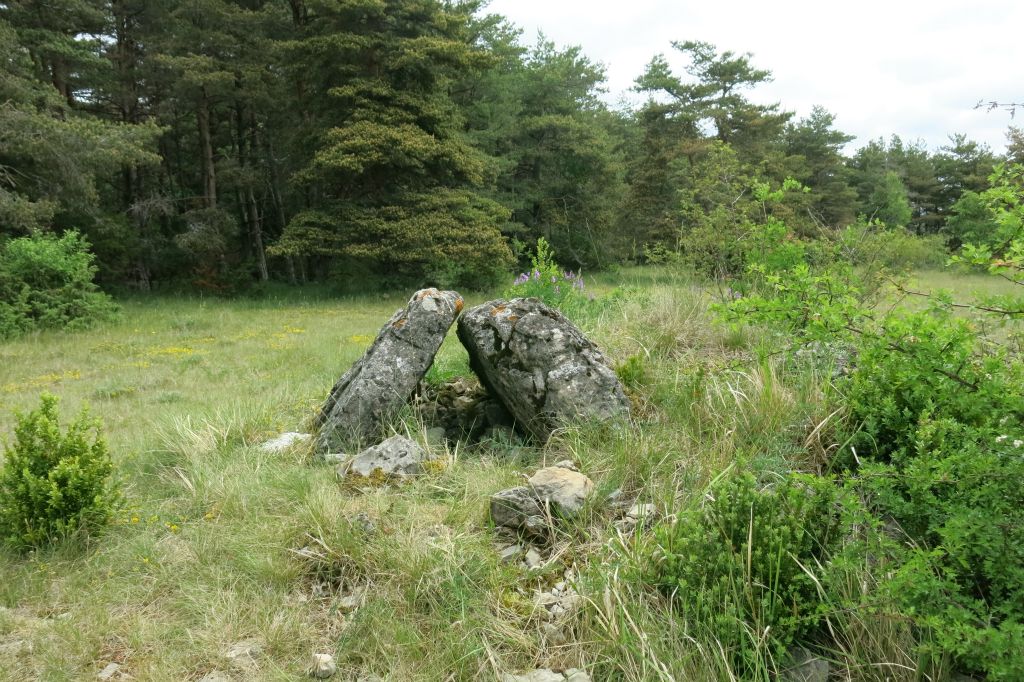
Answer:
2, 1, 1021, 292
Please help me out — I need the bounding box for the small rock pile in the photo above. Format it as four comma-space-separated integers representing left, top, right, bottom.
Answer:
491, 461, 595, 538
414, 376, 516, 443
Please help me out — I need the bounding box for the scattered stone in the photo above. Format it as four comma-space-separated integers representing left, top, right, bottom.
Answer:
528, 465, 594, 516
259, 432, 311, 453
502, 670, 590, 682
783, 648, 830, 682
626, 503, 655, 520
0, 638, 29, 656
308, 653, 337, 679
339, 435, 428, 479
225, 638, 261, 669
498, 544, 524, 563
490, 486, 548, 536
336, 592, 362, 613
524, 547, 544, 569
319, 453, 347, 465
96, 663, 120, 680
458, 297, 630, 440
414, 376, 515, 443
424, 426, 447, 447
349, 512, 377, 534
316, 288, 464, 452
541, 622, 567, 645
501, 670, 564, 682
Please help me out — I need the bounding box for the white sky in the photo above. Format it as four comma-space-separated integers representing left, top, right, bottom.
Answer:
485, 0, 1023, 154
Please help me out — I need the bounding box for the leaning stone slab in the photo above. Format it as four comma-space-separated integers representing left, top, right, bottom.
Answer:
316, 288, 463, 453
457, 298, 629, 440
338, 435, 427, 479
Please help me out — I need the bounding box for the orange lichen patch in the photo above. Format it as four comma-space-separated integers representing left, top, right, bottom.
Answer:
507, 314, 519, 323
491, 304, 507, 316
455, 298, 464, 314
393, 317, 407, 329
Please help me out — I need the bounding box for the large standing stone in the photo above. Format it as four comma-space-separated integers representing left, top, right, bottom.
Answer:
457, 298, 630, 440
316, 288, 463, 452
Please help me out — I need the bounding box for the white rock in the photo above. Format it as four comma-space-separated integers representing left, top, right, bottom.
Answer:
309, 653, 337, 679
96, 663, 120, 680
626, 503, 656, 520
564, 670, 592, 682
524, 547, 544, 569
260, 432, 311, 453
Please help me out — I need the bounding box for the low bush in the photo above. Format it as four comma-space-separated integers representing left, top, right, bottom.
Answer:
0, 393, 121, 550
715, 171, 1024, 677
650, 468, 850, 673
839, 220, 948, 271
0, 230, 118, 338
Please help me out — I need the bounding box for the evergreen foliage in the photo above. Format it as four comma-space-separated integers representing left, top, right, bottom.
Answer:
0, 231, 118, 338
0, 394, 120, 550
0, 5, 1011, 290
651, 469, 850, 674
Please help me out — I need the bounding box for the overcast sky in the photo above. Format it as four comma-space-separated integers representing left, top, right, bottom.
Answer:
485, 0, 1023, 154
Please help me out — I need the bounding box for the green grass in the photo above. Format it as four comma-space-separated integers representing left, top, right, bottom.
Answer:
0, 267, 1017, 680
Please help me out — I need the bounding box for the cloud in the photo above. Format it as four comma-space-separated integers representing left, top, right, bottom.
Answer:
485, 0, 1022, 152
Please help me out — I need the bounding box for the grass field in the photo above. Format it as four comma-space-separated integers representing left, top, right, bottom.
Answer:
0, 267, 1017, 680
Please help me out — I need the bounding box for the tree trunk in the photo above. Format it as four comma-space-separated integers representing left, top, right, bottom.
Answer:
248, 189, 269, 281
198, 89, 217, 208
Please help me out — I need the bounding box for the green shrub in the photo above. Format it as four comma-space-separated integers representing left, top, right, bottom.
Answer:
0, 230, 118, 339
839, 220, 948, 271
0, 394, 120, 550
650, 469, 850, 673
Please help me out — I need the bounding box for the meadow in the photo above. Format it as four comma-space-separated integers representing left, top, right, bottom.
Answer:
0, 267, 1016, 681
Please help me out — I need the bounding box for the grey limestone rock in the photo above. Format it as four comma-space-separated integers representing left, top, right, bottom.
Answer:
339, 435, 427, 479
316, 288, 463, 452
490, 486, 548, 536
457, 298, 629, 440
783, 648, 830, 682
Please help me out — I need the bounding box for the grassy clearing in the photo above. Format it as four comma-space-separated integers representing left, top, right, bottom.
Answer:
0, 268, 1013, 680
